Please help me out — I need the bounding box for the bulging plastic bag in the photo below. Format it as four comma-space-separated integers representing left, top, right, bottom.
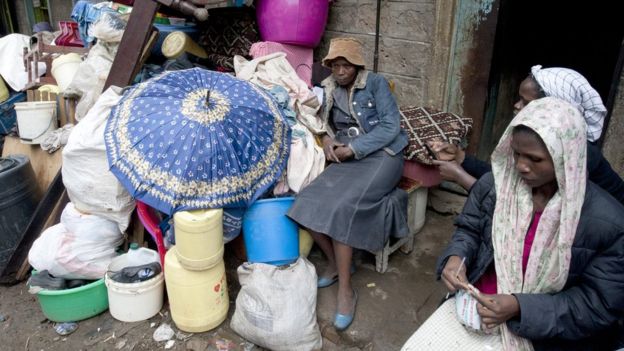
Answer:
28, 202, 124, 279
231, 258, 322, 351
455, 289, 481, 331
90, 11, 127, 43
65, 11, 127, 120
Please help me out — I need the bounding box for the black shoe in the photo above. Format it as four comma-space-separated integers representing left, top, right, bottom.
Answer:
66, 279, 94, 289
109, 262, 162, 283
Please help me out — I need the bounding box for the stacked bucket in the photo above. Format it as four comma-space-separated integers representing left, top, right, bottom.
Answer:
165, 209, 229, 332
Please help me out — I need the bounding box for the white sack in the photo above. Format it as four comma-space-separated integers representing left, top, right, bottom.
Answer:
231, 258, 322, 351
62, 86, 134, 232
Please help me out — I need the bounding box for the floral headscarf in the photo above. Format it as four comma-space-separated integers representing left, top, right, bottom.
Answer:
490, 97, 587, 350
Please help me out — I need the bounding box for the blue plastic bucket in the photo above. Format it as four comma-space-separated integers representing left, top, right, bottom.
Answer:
242, 197, 299, 266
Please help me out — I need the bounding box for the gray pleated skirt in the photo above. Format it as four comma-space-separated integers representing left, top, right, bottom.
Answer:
287, 150, 408, 253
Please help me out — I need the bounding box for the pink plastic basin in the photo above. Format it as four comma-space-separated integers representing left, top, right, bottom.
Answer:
256, 0, 330, 48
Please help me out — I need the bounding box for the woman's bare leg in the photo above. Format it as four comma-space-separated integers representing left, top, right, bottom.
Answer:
308, 229, 337, 278
333, 239, 354, 314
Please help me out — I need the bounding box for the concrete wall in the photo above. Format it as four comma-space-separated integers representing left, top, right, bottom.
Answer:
318, 0, 455, 108
602, 67, 624, 178
12, 0, 456, 110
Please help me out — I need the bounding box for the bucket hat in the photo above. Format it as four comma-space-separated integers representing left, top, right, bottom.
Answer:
322, 37, 365, 68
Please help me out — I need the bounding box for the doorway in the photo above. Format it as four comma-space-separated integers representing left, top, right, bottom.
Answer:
478, 0, 624, 159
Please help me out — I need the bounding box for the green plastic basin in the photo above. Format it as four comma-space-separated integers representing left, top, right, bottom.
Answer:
33, 272, 109, 322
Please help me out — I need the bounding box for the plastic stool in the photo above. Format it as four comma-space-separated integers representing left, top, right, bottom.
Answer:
136, 201, 167, 268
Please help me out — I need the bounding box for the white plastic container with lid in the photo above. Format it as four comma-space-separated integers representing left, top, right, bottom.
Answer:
51, 53, 82, 92
14, 101, 58, 144
125, 243, 159, 268
105, 252, 164, 322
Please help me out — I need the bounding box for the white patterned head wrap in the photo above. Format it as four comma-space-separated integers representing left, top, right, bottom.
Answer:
530, 65, 607, 142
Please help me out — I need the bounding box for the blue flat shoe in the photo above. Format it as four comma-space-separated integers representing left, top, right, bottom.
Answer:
317, 274, 338, 288
334, 289, 357, 331
317, 264, 356, 288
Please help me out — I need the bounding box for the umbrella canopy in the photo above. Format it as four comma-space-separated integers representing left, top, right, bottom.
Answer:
105, 68, 290, 215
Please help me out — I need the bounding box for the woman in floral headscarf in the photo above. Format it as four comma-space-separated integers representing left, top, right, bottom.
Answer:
401, 97, 624, 351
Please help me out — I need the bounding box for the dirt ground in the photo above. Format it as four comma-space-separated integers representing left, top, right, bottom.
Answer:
0, 210, 454, 351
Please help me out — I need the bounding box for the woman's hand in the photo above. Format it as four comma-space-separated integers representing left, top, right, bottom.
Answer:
431, 160, 477, 191
322, 135, 344, 163
432, 160, 465, 182
441, 255, 468, 293
473, 293, 520, 330
334, 146, 354, 162
428, 141, 465, 163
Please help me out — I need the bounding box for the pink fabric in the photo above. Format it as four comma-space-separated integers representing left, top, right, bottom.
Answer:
249, 41, 313, 87
474, 265, 497, 295
474, 211, 543, 295
402, 160, 442, 187
522, 212, 541, 275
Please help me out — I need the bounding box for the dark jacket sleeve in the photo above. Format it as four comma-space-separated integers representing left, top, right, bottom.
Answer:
507, 196, 624, 340
587, 143, 624, 205
461, 155, 492, 179
436, 173, 494, 279
349, 74, 402, 159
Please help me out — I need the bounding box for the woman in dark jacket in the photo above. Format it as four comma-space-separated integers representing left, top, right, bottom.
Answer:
430, 67, 624, 205
402, 97, 624, 350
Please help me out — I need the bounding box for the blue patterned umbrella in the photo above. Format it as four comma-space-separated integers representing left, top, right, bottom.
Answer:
105, 68, 290, 215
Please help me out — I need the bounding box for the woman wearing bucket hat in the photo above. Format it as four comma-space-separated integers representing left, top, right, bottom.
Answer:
288, 37, 409, 331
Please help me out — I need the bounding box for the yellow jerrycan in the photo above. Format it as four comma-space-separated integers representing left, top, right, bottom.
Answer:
174, 209, 224, 270
164, 247, 229, 332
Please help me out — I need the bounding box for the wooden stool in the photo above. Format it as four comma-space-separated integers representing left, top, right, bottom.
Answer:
375, 179, 428, 273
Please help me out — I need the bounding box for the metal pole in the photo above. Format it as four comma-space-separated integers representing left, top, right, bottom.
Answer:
373, 0, 381, 72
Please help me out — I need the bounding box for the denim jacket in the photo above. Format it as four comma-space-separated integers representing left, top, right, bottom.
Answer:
319, 70, 408, 160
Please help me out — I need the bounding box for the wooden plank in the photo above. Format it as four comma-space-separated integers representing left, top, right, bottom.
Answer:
1, 136, 63, 198
67, 98, 76, 125
56, 96, 77, 127
127, 211, 145, 250
139, 30, 160, 70
58, 96, 67, 126
104, 0, 159, 90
